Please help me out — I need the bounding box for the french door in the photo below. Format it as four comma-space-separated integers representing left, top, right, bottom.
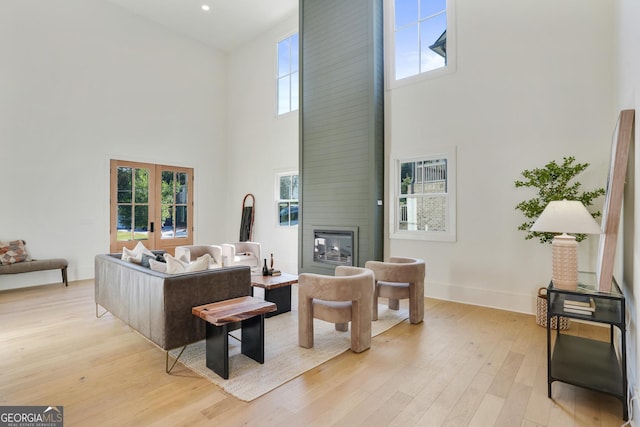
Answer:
110, 159, 193, 255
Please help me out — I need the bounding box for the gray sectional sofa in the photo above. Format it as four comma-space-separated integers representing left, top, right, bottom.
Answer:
94, 253, 251, 352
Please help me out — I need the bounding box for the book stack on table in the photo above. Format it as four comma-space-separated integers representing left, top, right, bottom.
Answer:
563, 294, 596, 315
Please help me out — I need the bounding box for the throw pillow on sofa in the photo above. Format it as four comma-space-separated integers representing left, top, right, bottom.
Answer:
0, 240, 31, 265
187, 254, 211, 272
164, 253, 211, 274
149, 258, 167, 273
121, 241, 155, 264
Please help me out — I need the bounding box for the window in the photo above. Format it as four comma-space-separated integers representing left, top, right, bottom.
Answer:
391, 150, 456, 241
277, 33, 299, 115
392, 0, 453, 81
277, 172, 299, 226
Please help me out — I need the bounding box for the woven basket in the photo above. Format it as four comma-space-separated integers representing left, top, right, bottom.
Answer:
536, 287, 570, 330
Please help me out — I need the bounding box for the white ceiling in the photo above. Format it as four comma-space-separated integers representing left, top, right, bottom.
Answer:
104, 0, 298, 52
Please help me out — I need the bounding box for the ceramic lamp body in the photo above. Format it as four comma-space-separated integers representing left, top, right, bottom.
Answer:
551, 234, 578, 290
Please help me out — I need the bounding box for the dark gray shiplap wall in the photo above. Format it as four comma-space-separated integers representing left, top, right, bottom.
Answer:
299, 0, 384, 274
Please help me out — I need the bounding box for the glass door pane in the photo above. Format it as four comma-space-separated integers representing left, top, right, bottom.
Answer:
116, 166, 150, 242
155, 166, 192, 254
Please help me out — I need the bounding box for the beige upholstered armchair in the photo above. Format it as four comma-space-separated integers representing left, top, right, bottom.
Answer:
221, 242, 261, 269
298, 266, 375, 353
175, 245, 223, 269
364, 257, 426, 324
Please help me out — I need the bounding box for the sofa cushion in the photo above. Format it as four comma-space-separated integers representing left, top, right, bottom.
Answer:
0, 240, 31, 265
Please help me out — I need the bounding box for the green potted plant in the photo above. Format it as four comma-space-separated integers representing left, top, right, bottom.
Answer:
515, 156, 605, 244
515, 156, 605, 330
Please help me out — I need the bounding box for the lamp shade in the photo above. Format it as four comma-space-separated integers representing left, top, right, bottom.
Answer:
530, 200, 602, 235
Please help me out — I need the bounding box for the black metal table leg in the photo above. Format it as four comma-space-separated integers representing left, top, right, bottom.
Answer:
264, 286, 291, 317
241, 314, 265, 363
206, 323, 229, 379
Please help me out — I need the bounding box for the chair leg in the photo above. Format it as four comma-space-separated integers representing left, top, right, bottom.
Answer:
409, 281, 424, 324
350, 300, 371, 353
335, 323, 348, 332
388, 299, 400, 310
298, 297, 314, 348
372, 285, 380, 321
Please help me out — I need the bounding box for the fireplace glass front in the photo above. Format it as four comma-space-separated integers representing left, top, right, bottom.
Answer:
313, 230, 354, 266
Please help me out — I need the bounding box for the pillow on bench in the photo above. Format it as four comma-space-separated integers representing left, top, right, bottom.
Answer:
0, 240, 31, 265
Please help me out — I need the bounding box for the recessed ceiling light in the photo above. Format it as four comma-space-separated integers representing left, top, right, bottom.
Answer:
201, 4, 210, 11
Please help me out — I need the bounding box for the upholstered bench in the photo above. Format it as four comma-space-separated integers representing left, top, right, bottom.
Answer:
0, 258, 68, 286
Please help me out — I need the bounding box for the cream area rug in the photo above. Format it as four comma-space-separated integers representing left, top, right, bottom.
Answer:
170, 292, 408, 401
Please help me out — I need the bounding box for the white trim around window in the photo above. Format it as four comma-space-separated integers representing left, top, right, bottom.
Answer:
275, 171, 299, 227
384, 0, 457, 90
389, 147, 456, 242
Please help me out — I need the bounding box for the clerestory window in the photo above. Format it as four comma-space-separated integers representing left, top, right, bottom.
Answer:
277, 33, 299, 115
391, 0, 454, 82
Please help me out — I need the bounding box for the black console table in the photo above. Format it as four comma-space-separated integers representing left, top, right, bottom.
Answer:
546, 273, 627, 420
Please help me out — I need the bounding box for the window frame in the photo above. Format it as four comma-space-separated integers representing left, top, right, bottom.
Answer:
385, 0, 456, 89
276, 32, 299, 116
389, 148, 456, 242
275, 171, 299, 227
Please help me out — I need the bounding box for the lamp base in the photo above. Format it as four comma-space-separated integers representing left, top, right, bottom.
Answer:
551, 234, 578, 290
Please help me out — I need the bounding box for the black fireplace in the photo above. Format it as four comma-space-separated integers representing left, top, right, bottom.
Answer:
313, 228, 357, 266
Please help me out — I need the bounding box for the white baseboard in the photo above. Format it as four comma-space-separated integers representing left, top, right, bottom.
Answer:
426, 280, 537, 315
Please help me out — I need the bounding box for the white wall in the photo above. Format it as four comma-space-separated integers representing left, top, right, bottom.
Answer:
387, 0, 614, 313
615, 0, 640, 418
0, 0, 621, 314
0, 0, 228, 290
225, 13, 299, 274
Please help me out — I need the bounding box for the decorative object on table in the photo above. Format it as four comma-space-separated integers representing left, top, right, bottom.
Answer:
262, 258, 270, 276
535, 287, 570, 330
596, 110, 634, 292
270, 253, 274, 270
515, 156, 604, 244
530, 200, 602, 290
562, 294, 596, 316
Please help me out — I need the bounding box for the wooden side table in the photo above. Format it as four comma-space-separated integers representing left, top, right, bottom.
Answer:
192, 296, 276, 379
250, 272, 298, 317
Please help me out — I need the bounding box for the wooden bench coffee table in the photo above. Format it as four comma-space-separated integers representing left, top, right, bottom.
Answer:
250, 272, 298, 317
192, 296, 276, 379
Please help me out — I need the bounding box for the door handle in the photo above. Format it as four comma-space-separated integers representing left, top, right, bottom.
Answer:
150, 222, 154, 233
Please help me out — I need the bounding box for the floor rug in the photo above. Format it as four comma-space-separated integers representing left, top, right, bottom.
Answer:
170, 300, 408, 401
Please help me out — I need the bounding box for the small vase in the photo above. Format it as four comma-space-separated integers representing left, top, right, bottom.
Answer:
262, 258, 270, 276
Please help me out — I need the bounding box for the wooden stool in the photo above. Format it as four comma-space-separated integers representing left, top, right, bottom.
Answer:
192, 296, 276, 379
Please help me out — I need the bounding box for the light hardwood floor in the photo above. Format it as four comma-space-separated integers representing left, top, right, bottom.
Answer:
1, 280, 626, 427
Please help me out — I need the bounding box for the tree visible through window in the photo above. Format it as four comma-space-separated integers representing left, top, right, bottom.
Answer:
277, 33, 299, 115
277, 172, 299, 226
394, 0, 448, 80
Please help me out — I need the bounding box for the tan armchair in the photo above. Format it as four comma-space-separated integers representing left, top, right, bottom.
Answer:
221, 242, 261, 269
298, 266, 375, 353
175, 245, 223, 268
365, 257, 426, 324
